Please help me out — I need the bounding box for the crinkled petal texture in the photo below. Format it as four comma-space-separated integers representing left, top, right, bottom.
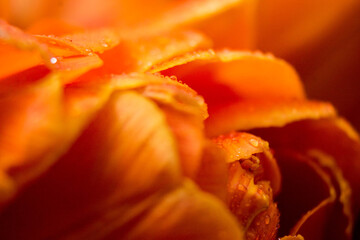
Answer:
0, 72, 243, 239
1, 3, 360, 240
152, 46, 359, 239
213, 132, 280, 240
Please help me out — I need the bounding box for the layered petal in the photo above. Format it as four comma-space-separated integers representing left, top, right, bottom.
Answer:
0, 73, 63, 208
0, 90, 181, 239
213, 131, 281, 239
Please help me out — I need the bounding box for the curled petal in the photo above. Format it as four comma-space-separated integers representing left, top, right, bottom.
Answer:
213, 131, 281, 195
206, 99, 336, 137
214, 131, 281, 238
264, 150, 337, 238
154, 50, 305, 107
227, 161, 278, 238
294, 150, 353, 239
252, 118, 360, 214
213, 132, 269, 162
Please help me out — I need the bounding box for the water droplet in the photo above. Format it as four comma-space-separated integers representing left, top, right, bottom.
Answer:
50, 57, 57, 64
102, 43, 109, 48
249, 138, 259, 147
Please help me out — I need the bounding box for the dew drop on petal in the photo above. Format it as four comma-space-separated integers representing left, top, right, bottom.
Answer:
50, 57, 57, 64
249, 138, 259, 147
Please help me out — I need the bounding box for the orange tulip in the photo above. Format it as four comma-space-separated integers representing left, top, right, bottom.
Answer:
0, 1, 360, 240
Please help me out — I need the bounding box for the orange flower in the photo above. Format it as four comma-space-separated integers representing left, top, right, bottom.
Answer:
0, 1, 360, 240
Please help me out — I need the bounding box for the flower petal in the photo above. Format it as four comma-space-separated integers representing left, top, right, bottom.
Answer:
112, 73, 208, 177
154, 50, 305, 108
0, 91, 181, 239
252, 118, 360, 214
0, 20, 54, 78
213, 131, 281, 195
206, 99, 336, 137
97, 30, 211, 74
195, 141, 228, 202
119, 181, 244, 240
0, 73, 63, 208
